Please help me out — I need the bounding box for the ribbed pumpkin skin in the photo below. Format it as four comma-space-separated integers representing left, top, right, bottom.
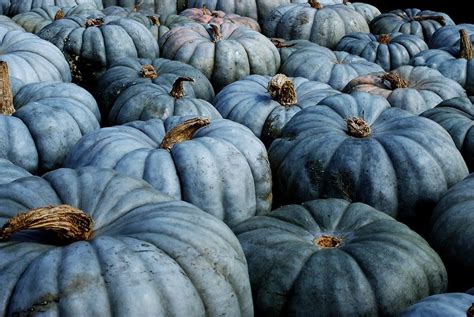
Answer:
0, 15, 24, 31
280, 46, 384, 90
421, 97, 474, 172
401, 293, 474, 316
430, 173, 474, 290
0, 81, 101, 173
0, 26, 71, 93
108, 83, 222, 125
428, 24, 474, 49
186, 0, 258, 21
269, 92, 469, 225
0, 159, 31, 184
0, 167, 253, 317
103, 0, 187, 18
7, 0, 103, 16
38, 15, 159, 85
263, 3, 369, 50
234, 198, 448, 316
213, 74, 340, 141
159, 22, 280, 91
179, 8, 261, 32
66, 118, 272, 227
336, 32, 428, 71
370, 8, 455, 42
343, 65, 467, 114
96, 57, 215, 115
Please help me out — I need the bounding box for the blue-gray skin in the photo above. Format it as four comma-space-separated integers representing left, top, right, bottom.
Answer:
96, 57, 215, 115
38, 14, 159, 84
0, 81, 100, 174
429, 24, 474, 49
213, 74, 340, 143
0, 15, 24, 31
336, 32, 429, 71
0, 27, 71, 91
7, 0, 103, 16
401, 293, 474, 316
108, 80, 222, 125
0, 167, 253, 317
269, 92, 468, 226
102, 0, 187, 19
66, 117, 272, 227
271, 38, 327, 66
263, 3, 369, 49
430, 173, 474, 291
343, 65, 467, 115
421, 97, 474, 172
370, 8, 455, 43
280, 46, 384, 91
234, 198, 448, 317
0, 0, 9, 16
0, 159, 31, 185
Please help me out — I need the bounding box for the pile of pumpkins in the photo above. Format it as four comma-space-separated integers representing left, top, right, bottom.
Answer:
1, 0, 474, 316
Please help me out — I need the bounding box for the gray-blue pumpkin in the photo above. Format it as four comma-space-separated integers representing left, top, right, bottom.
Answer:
280, 45, 384, 91
269, 92, 469, 227
0, 15, 25, 31
66, 117, 272, 227
428, 24, 474, 49
0, 62, 101, 174
343, 65, 467, 114
213, 74, 340, 144
7, 0, 103, 16
421, 97, 474, 172
0, 166, 253, 316
0, 159, 31, 185
370, 8, 455, 42
336, 32, 428, 71
103, 0, 187, 18
234, 198, 448, 316
401, 293, 474, 317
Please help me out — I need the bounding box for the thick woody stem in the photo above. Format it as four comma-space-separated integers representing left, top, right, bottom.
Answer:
381, 71, 408, 89
315, 235, 342, 248
346, 117, 371, 138
141, 64, 158, 79
170, 77, 194, 99
267, 74, 297, 106
160, 117, 211, 151
54, 9, 64, 20
412, 15, 446, 26
0, 205, 94, 242
0, 61, 14, 116
209, 24, 222, 42
459, 29, 474, 60
308, 0, 322, 9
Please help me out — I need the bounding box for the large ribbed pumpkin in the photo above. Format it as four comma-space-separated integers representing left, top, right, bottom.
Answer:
269, 92, 469, 228
0, 167, 253, 316
66, 117, 272, 227
0, 159, 31, 185
234, 198, 448, 316
428, 24, 474, 49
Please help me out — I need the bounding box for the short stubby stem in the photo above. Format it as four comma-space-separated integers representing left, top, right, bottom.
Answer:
141, 64, 158, 79
267, 74, 298, 106
346, 117, 371, 138
314, 235, 342, 249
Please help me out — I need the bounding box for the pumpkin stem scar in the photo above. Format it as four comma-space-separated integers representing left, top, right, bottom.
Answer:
267, 74, 298, 106
170, 76, 194, 99
412, 15, 446, 26
85, 17, 104, 28
140, 64, 158, 79
381, 71, 408, 89
0, 205, 94, 242
346, 117, 371, 138
459, 29, 474, 60
160, 117, 211, 151
467, 304, 474, 317
314, 235, 342, 248
271, 38, 296, 48
308, 0, 322, 9
208, 24, 222, 42
54, 9, 64, 20
378, 34, 391, 44
0, 61, 15, 116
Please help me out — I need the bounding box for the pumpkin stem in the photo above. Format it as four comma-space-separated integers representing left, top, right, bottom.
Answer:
271, 38, 296, 48
160, 117, 211, 151
314, 235, 342, 249
148, 15, 160, 25
85, 17, 104, 28
267, 74, 297, 106
467, 304, 474, 317
54, 9, 64, 20
308, 0, 321, 9
170, 77, 194, 99
202, 5, 210, 15
346, 117, 371, 138
381, 71, 408, 89
141, 64, 158, 79
459, 29, 474, 60
0, 205, 94, 242
0, 61, 14, 116
208, 24, 222, 42
412, 15, 446, 25
378, 34, 391, 44
133, 0, 143, 11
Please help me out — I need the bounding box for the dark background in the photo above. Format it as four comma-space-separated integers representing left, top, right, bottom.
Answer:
363, 1, 469, 24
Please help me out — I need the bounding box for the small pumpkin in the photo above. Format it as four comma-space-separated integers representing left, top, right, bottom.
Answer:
401, 293, 474, 317
343, 65, 467, 114
263, 0, 369, 50
336, 32, 428, 71
234, 198, 448, 316
66, 117, 272, 227
0, 166, 253, 316
370, 8, 455, 42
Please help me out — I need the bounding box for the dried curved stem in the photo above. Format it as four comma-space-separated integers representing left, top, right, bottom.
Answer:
160, 117, 211, 151
271, 38, 295, 48
170, 77, 194, 99
0, 61, 14, 116
459, 29, 474, 60
381, 71, 408, 89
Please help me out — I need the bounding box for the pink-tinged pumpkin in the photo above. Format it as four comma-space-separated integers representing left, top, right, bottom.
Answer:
180, 7, 260, 31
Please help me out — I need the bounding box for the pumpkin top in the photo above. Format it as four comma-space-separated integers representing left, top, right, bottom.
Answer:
169, 76, 194, 99
140, 64, 158, 79
346, 117, 371, 138
0, 61, 14, 116
160, 117, 211, 150
0, 205, 94, 243
85, 17, 104, 28
411, 14, 446, 25
381, 71, 408, 89
54, 9, 64, 20
308, 0, 322, 9
314, 234, 342, 248
378, 34, 391, 44
267, 74, 297, 106
208, 24, 222, 42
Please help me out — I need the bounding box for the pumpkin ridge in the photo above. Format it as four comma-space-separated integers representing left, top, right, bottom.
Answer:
0, 61, 14, 116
